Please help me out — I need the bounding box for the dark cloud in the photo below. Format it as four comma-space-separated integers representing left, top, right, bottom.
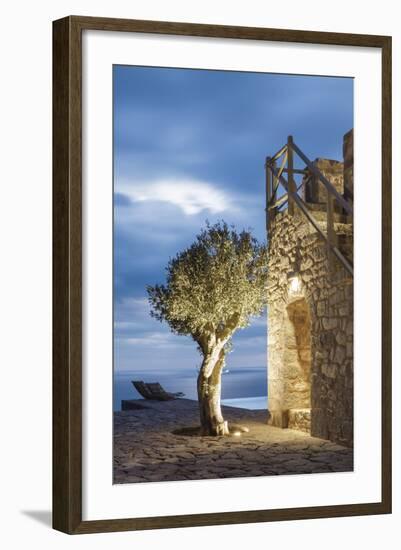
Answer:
114, 66, 353, 194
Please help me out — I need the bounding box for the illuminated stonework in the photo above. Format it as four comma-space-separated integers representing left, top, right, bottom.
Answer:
267, 131, 353, 447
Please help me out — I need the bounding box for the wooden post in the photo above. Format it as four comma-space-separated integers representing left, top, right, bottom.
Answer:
265, 157, 271, 231
287, 136, 296, 216
327, 189, 335, 274
271, 159, 277, 225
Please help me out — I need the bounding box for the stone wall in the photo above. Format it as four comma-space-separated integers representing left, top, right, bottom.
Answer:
343, 129, 354, 203
267, 160, 353, 447
303, 158, 344, 207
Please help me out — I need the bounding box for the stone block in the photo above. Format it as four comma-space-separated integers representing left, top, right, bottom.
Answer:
301, 258, 313, 271
336, 331, 347, 346
316, 300, 326, 316
121, 400, 149, 411
303, 158, 344, 205
322, 363, 337, 379
267, 409, 289, 428
288, 408, 311, 433
343, 129, 353, 203
322, 317, 337, 330
299, 349, 311, 363
311, 408, 329, 440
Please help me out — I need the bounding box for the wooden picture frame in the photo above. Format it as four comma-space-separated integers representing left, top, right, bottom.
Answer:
53, 15, 392, 534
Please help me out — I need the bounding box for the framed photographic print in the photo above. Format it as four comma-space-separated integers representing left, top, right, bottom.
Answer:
53, 16, 392, 534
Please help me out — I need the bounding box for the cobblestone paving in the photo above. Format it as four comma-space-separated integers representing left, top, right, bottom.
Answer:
114, 399, 353, 484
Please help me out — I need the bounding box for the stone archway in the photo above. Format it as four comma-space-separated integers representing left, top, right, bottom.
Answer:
267, 291, 312, 434
283, 297, 312, 433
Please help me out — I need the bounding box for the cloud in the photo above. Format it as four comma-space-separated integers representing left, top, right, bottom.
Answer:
121, 331, 191, 349
118, 178, 235, 216
114, 298, 191, 354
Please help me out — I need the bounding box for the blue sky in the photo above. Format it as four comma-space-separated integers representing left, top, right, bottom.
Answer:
113, 65, 353, 374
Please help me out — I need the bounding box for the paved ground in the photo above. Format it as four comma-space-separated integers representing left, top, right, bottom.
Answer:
114, 399, 353, 484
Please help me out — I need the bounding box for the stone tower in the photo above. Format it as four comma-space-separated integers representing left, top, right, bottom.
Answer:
266, 130, 353, 447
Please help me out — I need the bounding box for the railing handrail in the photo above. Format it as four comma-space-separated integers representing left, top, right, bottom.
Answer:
265, 136, 353, 277
290, 140, 353, 216
269, 143, 288, 162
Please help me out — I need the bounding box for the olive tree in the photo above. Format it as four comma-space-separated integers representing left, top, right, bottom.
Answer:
147, 221, 267, 436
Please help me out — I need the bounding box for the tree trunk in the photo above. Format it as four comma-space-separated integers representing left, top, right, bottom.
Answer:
197, 348, 229, 436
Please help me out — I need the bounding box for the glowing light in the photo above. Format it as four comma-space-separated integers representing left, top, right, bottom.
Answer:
288, 271, 301, 293
233, 431, 242, 437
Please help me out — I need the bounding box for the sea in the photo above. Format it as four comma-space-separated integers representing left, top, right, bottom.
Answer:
113, 366, 267, 411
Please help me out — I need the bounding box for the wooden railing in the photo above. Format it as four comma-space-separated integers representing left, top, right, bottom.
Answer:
265, 136, 353, 277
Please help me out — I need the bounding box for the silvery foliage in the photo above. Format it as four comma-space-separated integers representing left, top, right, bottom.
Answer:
147, 221, 268, 354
